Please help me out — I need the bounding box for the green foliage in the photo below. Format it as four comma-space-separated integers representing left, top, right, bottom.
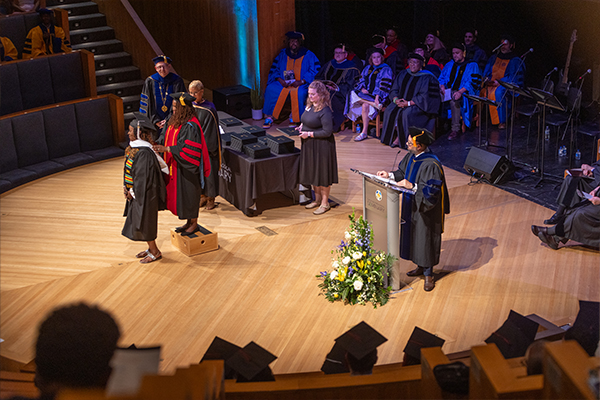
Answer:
250, 76, 264, 109
316, 211, 396, 308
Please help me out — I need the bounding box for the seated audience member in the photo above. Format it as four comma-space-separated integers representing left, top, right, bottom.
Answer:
524, 340, 547, 375
1, 36, 18, 61
315, 43, 361, 131
262, 31, 320, 128
531, 185, 600, 250
22, 8, 72, 59
413, 45, 442, 77
372, 34, 403, 78
345, 47, 392, 141
424, 31, 449, 67
122, 116, 167, 264
321, 321, 387, 375
464, 28, 488, 71
438, 43, 481, 140
380, 53, 441, 148
8, 303, 121, 400
345, 45, 364, 70
481, 34, 524, 129
541, 161, 600, 225
139, 55, 185, 131
402, 326, 445, 366
189, 79, 221, 210
384, 27, 408, 70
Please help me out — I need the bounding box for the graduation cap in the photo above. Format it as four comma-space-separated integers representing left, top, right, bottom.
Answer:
407, 52, 425, 63
131, 112, 156, 133
403, 326, 445, 365
152, 55, 172, 65
564, 300, 599, 356
371, 34, 385, 46
225, 341, 277, 382
322, 321, 387, 374
366, 47, 384, 60
200, 336, 241, 380
485, 310, 539, 359
408, 126, 435, 146
285, 31, 304, 41
450, 42, 466, 52
37, 8, 53, 15
169, 92, 195, 108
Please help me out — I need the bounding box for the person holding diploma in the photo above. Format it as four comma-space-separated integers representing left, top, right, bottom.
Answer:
376, 127, 449, 291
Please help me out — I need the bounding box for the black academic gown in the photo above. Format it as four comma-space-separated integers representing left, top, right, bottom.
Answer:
122, 147, 167, 241
556, 161, 600, 208
193, 103, 221, 198
391, 149, 450, 268
315, 59, 361, 128
380, 70, 441, 147
558, 202, 600, 248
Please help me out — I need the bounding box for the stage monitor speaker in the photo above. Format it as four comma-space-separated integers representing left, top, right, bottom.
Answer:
213, 85, 252, 120
463, 147, 513, 184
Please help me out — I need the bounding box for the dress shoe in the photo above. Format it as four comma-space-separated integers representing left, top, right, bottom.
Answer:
543, 213, 564, 225
406, 267, 424, 277
390, 138, 400, 148
530, 225, 545, 237
448, 131, 459, 140
498, 123, 506, 129
174, 225, 190, 233
181, 225, 200, 237
424, 276, 435, 291
537, 230, 559, 250
305, 201, 319, 209
313, 204, 331, 215
206, 197, 216, 210
199, 195, 208, 208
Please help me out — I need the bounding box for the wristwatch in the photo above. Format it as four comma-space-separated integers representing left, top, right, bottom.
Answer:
407, 101, 411, 106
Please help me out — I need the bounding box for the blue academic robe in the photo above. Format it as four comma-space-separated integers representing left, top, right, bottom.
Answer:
482, 54, 525, 124
438, 60, 481, 128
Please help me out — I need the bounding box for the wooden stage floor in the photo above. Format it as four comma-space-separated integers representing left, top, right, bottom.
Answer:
1, 127, 598, 374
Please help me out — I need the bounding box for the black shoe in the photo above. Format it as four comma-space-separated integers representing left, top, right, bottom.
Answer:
174, 225, 189, 233
543, 213, 564, 225
181, 225, 200, 237
537, 230, 560, 250
531, 225, 544, 237
406, 267, 424, 277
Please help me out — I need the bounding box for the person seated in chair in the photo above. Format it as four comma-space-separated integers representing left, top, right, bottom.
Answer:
22, 8, 71, 59
0, 36, 18, 61
463, 28, 488, 71
531, 185, 600, 250
438, 43, 481, 140
380, 53, 441, 148
262, 31, 320, 129
345, 47, 392, 142
315, 43, 361, 131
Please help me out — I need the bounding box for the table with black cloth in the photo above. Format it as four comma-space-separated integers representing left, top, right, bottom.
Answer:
218, 146, 300, 216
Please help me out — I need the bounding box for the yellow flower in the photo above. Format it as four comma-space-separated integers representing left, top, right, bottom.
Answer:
334, 293, 339, 298
363, 251, 366, 257
367, 260, 371, 265
357, 260, 364, 270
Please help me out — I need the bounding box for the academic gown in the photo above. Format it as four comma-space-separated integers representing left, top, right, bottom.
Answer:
262, 47, 320, 123
391, 150, 450, 268
193, 101, 221, 198
345, 63, 393, 121
315, 58, 361, 128
158, 116, 211, 219
482, 52, 524, 125
140, 72, 186, 126
438, 60, 482, 128
122, 147, 167, 241
1, 37, 18, 61
380, 70, 441, 147
556, 161, 600, 209
558, 202, 600, 248
22, 24, 71, 59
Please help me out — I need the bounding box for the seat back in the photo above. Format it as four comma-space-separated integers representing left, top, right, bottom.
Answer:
0, 13, 41, 58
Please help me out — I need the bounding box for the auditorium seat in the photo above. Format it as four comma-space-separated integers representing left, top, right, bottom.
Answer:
0, 12, 41, 58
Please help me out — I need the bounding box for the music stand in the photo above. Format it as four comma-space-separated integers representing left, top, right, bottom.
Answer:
464, 93, 498, 148
497, 81, 532, 162
529, 87, 566, 187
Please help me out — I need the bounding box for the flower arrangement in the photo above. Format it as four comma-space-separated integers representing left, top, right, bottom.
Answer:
316, 211, 396, 308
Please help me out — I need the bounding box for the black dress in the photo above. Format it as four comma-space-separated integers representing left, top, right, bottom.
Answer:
299, 106, 338, 187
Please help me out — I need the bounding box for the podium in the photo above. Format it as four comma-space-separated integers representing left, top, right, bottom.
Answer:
352, 169, 415, 290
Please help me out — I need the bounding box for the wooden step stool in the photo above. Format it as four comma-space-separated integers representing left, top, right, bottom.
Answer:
170, 225, 218, 256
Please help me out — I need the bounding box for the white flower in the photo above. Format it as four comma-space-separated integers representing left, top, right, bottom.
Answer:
353, 280, 363, 291
342, 256, 351, 265
332, 260, 340, 269
330, 271, 338, 280
352, 251, 362, 260
345, 231, 351, 240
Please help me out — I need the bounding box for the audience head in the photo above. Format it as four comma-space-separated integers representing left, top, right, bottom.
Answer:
402, 326, 444, 365
425, 30, 445, 51
385, 28, 398, 46
464, 28, 478, 46
413, 46, 431, 62
371, 34, 386, 50
524, 340, 547, 375
333, 43, 348, 63
407, 52, 425, 73
152, 55, 172, 78
34, 303, 120, 397
499, 34, 515, 53
307, 80, 331, 110
366, 47, 384, 66
130, 113, 157, 142
484, 310, 539, 359
188, 80, 205, 103
335, 321, 387, 376
450, 43, 466, 63
346, 349, 378, 375
285, 31, 304, 54
38, 8, 53, 25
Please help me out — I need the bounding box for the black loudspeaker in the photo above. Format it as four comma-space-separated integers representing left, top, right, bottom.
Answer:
463, 147, 513, 184
213, 85, 252, 120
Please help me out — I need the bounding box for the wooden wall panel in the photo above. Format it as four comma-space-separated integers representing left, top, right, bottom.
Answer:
127, 0, 295, 92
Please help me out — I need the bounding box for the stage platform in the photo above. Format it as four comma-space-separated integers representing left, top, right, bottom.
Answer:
1, 118, 598, 375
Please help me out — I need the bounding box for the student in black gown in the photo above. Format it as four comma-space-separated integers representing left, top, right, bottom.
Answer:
297, 80, 338, 216
122, 117, 167, 264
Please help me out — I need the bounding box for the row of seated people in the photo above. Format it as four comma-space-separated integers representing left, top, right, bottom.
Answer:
259, 30, 522, 148
1, 8, 71, 62
2, 301, 597, 400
